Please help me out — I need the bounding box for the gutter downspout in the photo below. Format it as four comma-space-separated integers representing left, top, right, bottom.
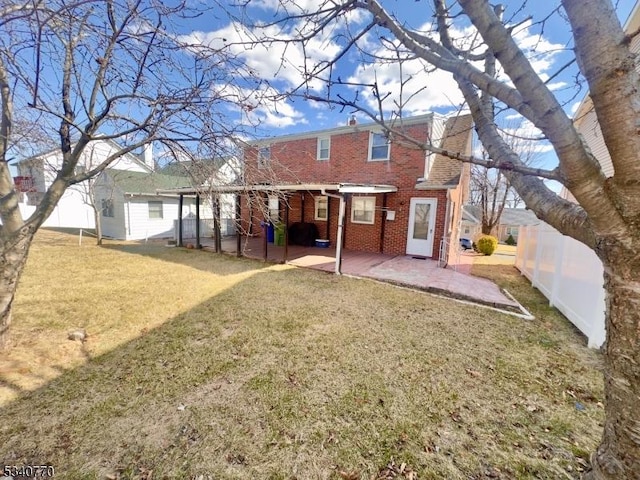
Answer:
322, 188, 345, 275
442, 191, 453, 266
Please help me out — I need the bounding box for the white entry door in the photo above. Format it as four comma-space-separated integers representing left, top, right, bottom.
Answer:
406, 198, 437, 257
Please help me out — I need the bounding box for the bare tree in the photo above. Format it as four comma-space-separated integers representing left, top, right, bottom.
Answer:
0, 0, 257, 345
225, 0, 640, 477
470, 125, 542, 235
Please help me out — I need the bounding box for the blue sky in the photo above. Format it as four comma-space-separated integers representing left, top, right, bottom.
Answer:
176, 1, 638, 132
9, 0, 638, 174
174, 0, 638, 173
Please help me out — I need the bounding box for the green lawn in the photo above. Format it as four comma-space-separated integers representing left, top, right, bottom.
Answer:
0, 230, 603, 479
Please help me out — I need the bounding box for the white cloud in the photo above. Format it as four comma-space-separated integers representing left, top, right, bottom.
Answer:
177, 17, 346, 92
344, 17, 565, 118
347, 60, 465, 115
213, 83, 307, 129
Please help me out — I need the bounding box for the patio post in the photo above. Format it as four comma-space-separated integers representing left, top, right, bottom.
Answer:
326, 195, 331, 240
214, 195, 222, 253
379, 193, 387, 253
335, 193, 347, 275
235, 194, 242, 257
262, 192, 268, 262
283, 194, 289, 262
211, 196, 218, 253
195, 193, 201, 249
178, 194, 184, 247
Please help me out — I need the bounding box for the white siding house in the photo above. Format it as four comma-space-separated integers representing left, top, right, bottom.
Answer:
16, 138, 153, 229
94, 169, 192, 240
158, 156, 241, 240
561, 1, 640, 200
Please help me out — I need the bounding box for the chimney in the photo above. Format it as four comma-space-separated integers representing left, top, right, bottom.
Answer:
348, 115, 357, 126
142, 142, 154, 170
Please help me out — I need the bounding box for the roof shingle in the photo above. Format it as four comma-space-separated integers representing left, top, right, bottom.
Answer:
107, 169, 191, 195
417, 114, 473, 189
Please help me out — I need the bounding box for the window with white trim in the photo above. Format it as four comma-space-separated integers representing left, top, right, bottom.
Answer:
258, 146, 271, 169
317, 137, 330, 161
102, 199, 114, 217
268, 196, 279, 222
315, 196, 328, 221
506, 226, 519, 236
368, 131, 390, 161
351, 196, 376, 224
148, 200, 163, 219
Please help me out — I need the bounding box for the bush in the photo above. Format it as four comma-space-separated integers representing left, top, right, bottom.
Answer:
476, 235, 498, 255
505, 234, 517, 246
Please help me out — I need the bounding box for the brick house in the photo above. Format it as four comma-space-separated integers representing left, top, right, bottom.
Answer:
240, 113, 473, 264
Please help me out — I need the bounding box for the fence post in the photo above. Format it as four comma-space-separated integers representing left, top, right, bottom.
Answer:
516, 226, 526, 270
549, 233, 564, 307
532, 225, 544, 288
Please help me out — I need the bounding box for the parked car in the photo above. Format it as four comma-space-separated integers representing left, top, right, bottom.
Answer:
459, 238, 473, 250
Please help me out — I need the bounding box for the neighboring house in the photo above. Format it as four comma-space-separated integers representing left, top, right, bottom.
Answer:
461, 205, 540, 243
159, 156, 241, 236
15, 138, 155, 229
94, 169, 192, 240
562, 2, 640, 201
241, 113, 473, 263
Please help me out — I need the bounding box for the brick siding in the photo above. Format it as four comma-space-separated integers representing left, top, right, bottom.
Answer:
240, 120, 461, 259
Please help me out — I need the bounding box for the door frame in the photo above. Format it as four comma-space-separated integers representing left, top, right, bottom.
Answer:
406, 197, 437, 257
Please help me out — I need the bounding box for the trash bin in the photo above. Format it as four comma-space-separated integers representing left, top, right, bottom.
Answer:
274, 223, 286, 246
267, 222, 275, 243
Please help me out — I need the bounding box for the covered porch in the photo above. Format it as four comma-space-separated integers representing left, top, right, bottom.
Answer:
157, 182, 399, 275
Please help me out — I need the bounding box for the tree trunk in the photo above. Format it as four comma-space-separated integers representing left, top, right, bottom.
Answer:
585, 256, 640, 479
481, 223, 493, 235
94, 207, 103, 246
0, 231, 35, 348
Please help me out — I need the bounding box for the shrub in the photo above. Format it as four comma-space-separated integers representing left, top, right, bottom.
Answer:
476, 235, 498, 255
505, 234, 517, 246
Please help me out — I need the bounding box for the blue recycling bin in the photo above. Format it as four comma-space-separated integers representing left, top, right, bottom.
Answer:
267, 222, 274, 243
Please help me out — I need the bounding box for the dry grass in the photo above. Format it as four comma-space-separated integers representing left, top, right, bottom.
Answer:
472, 244, 517, 266
0, 230, 603, 479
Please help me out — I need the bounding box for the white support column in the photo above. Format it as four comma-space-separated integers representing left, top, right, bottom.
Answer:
335, 194, 347, 275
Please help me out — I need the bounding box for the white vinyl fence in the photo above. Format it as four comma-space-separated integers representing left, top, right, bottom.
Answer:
173, 217, 235, 241
515, 223, 606, 348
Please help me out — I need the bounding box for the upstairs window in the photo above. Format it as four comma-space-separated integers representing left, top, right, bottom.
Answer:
368, 131, 390, 161
258, 146, 271, 169
351, 196, 376, 224
317, 137, 330, 161
148, 200, 163, 219
315, 196, 328, 221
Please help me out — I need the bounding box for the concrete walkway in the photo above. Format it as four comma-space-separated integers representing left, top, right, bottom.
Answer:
196, 237, 522, 313
363, 255, 520, 311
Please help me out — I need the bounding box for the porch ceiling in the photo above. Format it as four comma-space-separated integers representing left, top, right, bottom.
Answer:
156, 182, 398, 196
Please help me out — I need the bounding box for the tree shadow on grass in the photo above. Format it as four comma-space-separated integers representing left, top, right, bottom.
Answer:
0, 260, 605, 480
101, 241, 278, 277
0, 266, 320, 475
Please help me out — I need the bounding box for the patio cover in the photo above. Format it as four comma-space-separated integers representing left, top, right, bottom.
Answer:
155, 182, 397, 196
156, 182, 398, 275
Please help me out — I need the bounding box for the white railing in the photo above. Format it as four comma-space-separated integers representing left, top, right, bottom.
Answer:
515, 223, 606, 348
438, 236, 460, 270
173, 217, 236, 241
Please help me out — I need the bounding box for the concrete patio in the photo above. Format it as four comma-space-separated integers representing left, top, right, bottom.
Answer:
186, 236, 524, 314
